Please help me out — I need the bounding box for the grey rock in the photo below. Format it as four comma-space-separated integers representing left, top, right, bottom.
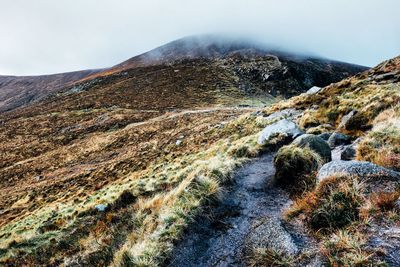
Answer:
292, 134, 331, 162
305, 86, 322, 94
246, 217, 299, 256
338, 110, 357, 129
257, 119, 304, 145
95, 204, 107, 212
317, 160, 400, 181
318, 132, 331, 141
374, 71, 398, 82
175, 139, 182, 146
327, 132, 352, 148
340, 145, 356, 160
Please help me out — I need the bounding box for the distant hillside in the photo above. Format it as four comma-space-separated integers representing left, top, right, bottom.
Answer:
0, 69, 101, 112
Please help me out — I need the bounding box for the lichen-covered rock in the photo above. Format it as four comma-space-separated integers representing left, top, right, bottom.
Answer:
258, 119, 304, 145
292, 134, 331, 162
327, 132, 352, 148
317, 160, 400, 181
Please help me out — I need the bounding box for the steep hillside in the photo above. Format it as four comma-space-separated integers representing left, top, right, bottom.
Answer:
0, 69, 101, 112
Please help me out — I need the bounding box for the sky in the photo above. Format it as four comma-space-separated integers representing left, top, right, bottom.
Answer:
0, 0, 399, 76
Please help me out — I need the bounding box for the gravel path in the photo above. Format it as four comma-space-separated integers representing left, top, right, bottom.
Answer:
166, 153, 317, 267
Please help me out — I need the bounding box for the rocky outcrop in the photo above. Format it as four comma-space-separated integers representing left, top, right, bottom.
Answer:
258, 119, 304, 145
317, 160, 400, 181
292, 134, 331, 162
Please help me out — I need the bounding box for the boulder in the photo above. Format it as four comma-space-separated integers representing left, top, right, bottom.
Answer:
305, 86, 322, 94
318, 132, 332, 141
340, 145, 356, 161
317, 160, 400, 182
338, 110, 357, 129
292, 134, 331, 162
327, 132, 352, 148
257, 119, 304, 145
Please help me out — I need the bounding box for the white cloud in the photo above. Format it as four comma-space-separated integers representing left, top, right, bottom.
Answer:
0, 0, 399, 75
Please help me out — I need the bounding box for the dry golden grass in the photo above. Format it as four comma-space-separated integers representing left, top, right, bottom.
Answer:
320, 230, 381, 266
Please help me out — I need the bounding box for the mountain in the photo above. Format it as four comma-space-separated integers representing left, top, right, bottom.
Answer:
0, 36, 367, 114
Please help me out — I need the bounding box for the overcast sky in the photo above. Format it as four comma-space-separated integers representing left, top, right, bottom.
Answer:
0, 0, 399, 76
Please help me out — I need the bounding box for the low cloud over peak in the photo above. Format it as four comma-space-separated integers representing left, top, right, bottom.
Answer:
0, 0, 399, 75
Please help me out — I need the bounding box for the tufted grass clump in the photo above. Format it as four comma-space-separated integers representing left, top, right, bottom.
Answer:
274, 145, 322, 195
321, 230, 383, 266
285, 175, 365, 232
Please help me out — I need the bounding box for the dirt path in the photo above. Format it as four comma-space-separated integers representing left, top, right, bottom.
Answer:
166, 153, 318, 267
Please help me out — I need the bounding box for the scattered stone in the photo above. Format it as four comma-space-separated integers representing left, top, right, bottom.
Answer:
292, 134, 331, 162
176, 140, 182, 146
305, 86, 322, 94
95, 204, 107, 212
327, 132, 352, 148
257, 119, 304, 145
246, 217, 299, 256
317, 160, 400, 181
34, 175, 43, 181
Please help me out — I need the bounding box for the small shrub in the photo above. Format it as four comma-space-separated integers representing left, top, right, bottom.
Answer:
274, 145, 322, 194
285, 175, 364, 231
